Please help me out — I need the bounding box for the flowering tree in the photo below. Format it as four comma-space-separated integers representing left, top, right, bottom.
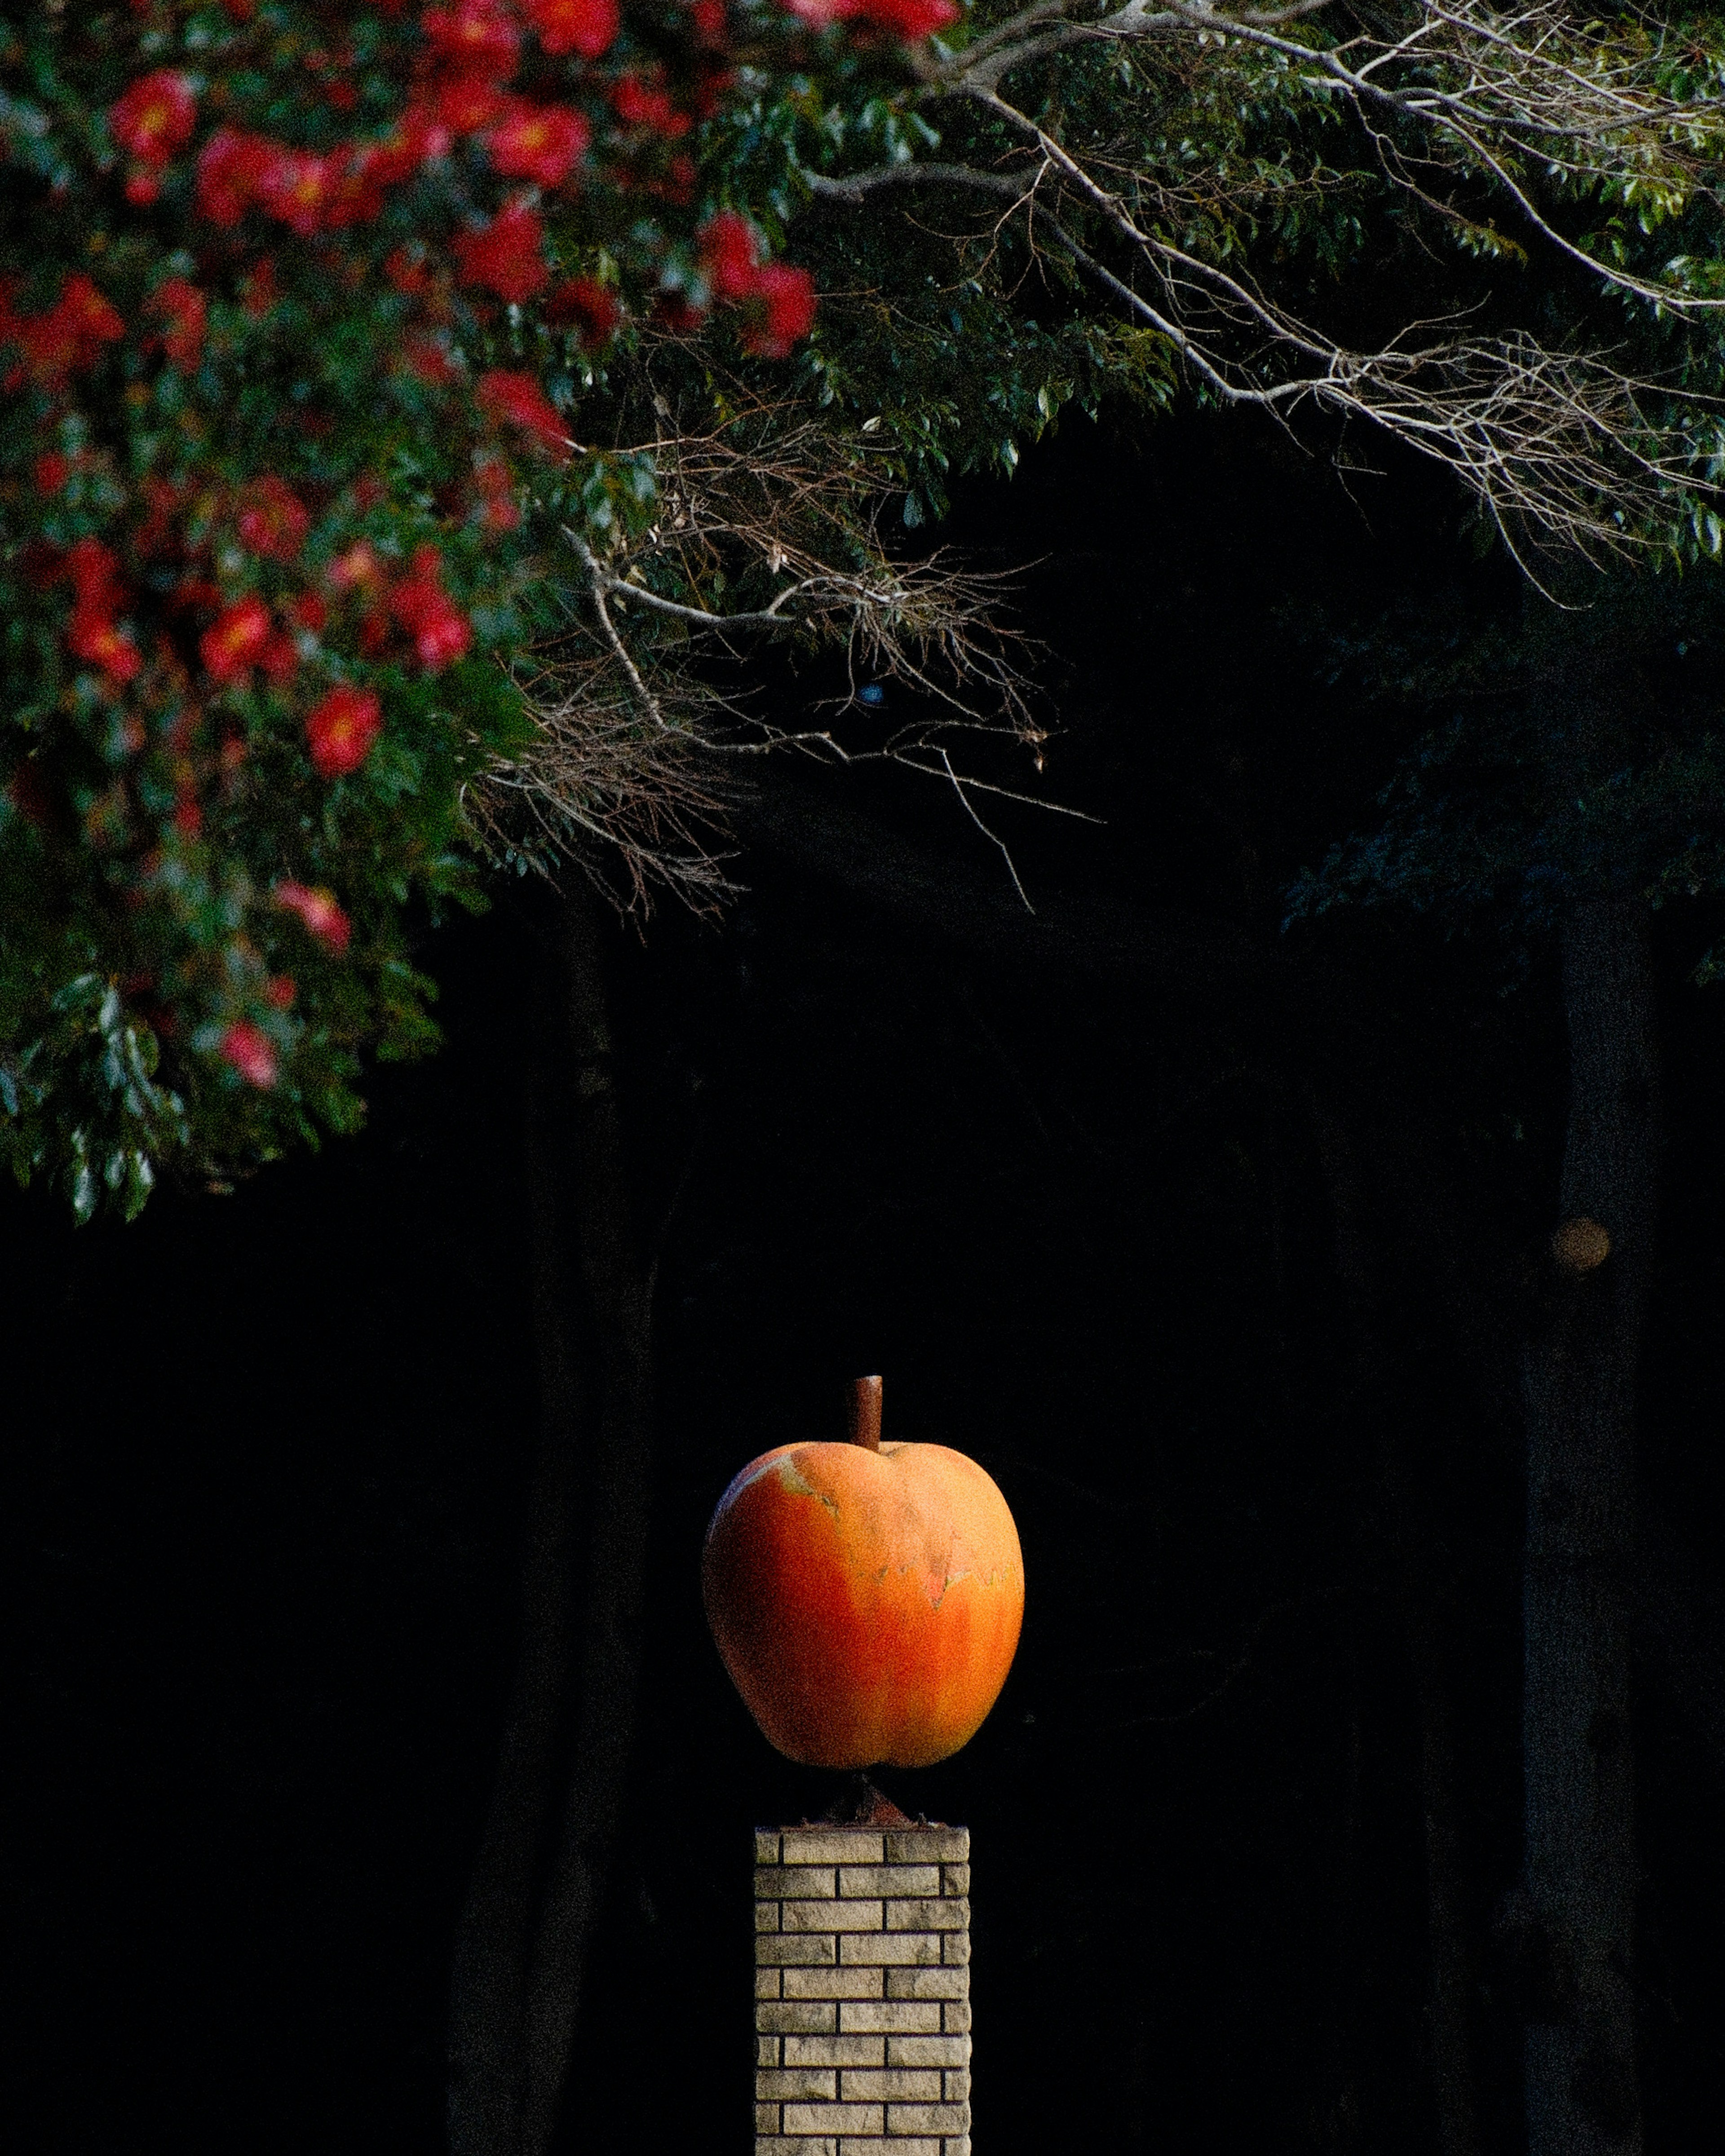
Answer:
0, 0, 957, 1219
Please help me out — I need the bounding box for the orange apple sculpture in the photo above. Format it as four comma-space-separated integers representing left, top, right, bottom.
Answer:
702, 1377, 1025, 1769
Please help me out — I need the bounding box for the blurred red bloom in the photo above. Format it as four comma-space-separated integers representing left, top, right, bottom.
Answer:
274, 880, 352, 954
200, 596, 272, 682
389, 547, 473, 671
257, 146, 333, 236
327, 540, 388, 596
110, 69, 197, 163
10, 274, 125, 389
220, 1020, 279, 1087
453, 202, 550, 304
403, 335, 462, 387
700, 210, 760, 299
487, 101, 589, 185
69, 608, 142, 684
424, 0, 522, 78
305, 683, 383, 777
546, 276, 619, 345
195, 128, 274, 225
237, 477, 312, 562
148, 276, 207, 367
525, 0, 619, 58
473, 454, 521, 530
430, 79, 510, 133
611, 76, 691, 136
693, 0, 728, 39
739, 261, 817, 356
35, 452, 70, 495
475, 367, 568, 451
261, 631, 300, 687
264, 975, 297, 1009
66, 538, 124, 612
289, 592, 328, 634
858, 0, 958, 30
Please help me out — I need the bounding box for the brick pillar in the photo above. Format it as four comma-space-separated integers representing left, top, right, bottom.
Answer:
753, 1824, 973, 2156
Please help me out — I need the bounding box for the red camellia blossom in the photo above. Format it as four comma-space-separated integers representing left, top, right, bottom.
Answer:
256, 146, 334, 237
9, 274, 125, 389
68, 608, 143, 684
700, 210, 761, 300
861, 0, 960, 32
473, 454, 521, 530
236, 477, 312, 562
389, 546, 473, 670
110, 69, 197, 163
274, 880, 353, 954
261, 631, 300, 687
525, 0, 619, 58
148, 276, 207, 368
264, 975, 297, 1009
195, 128, 274, 225
486, 101, 589, 185
429, 79, 510, 134
740, 261, 818, 356
35, 453, 69, 495
475, 367, 569, 451
200, 596, 272, 683
453, 201, 550, 304
220, 1020, 279, 1087
327, 539, 389, 596
546, 276, 620, 345
424, 0, 523, 78
611, 75, 691, 137
305, 683, 383, 778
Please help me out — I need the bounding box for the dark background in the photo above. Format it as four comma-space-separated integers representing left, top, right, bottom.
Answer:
6, 413, 1724, 2152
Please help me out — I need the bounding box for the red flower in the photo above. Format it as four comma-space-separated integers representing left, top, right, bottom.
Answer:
385, 247, 434, 296
200, 596, 272, 683
486, 101, 589, 185
68, 608, 142, 684
475, 367, 568, 451
403, 336, 462, 387
370, 110, 451, 184
10, 274, 125, 388
611, 75, 691, 137
327, 540, 388, 596
739, 261, 818, 356
172, 795, 203, 839
66, 538, 124, 612
195, 128, 274, 225
389, 548, 473, 671
305, 683, 383, 777
256, 146, 334, 237
699, 210, 761, 300
219, 1020, 279, 1087
149, 277, 207, 368
525, 0, 619, 58
453, 202, 550, 304
427, 79, 508, 133
546, 276, 620, 345
693, 0, 728, 39
274, 880, 352, 954
858, 0, 958, 31
261, 632, 300, 687
288, 592, 328, 634
264, 975, 297, 1009
35, 453, 70, 495
236, 477, 312, 562
473, 454, 521, 530
110, 70, 197, 163
423, 0, 522, 78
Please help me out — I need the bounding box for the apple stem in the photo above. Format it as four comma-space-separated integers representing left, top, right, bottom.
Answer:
848, 1375, 883, 1452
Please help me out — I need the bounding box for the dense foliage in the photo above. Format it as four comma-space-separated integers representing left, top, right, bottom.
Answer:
0, 0, 941, 1216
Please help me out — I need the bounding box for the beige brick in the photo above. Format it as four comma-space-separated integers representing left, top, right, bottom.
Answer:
886, 2104, 970, 2136
755, 1831, 782, 1865
758, 1864, 837, 1899
783, 2033, 885, 2068
887, 1967, 968, 2001
756, 1969, 782, 2000
888, 2035, 970, 2068
940, 1864, 970, 1896
840, 2068, 942, 2101
847, 2143, 938, 2156
782, 1830, 885, 1866
943, 2138, 972, 2156
756, 2142, 836, 2156
782, 2105, 884, 2137
839, 2000, 940, 2034
942, 1931, 970, 1966
886, 1827, 968, 1864
755, 1901, 781, 1933
757, 2068, 837, 2102
841, 1930, 941, 1966
757, 1933, 837, 1966
943, 2001, 972, 2033
784, 1966, 883, 2000
839, 1864, 940, 1898
944, 2070, 972, 2102
783, 1898, 883, 1934
757, 2035, 780, 2068
758, 2001, 837, 2035
886, 1897, 968, 1932
754, 2101, 781, 2132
